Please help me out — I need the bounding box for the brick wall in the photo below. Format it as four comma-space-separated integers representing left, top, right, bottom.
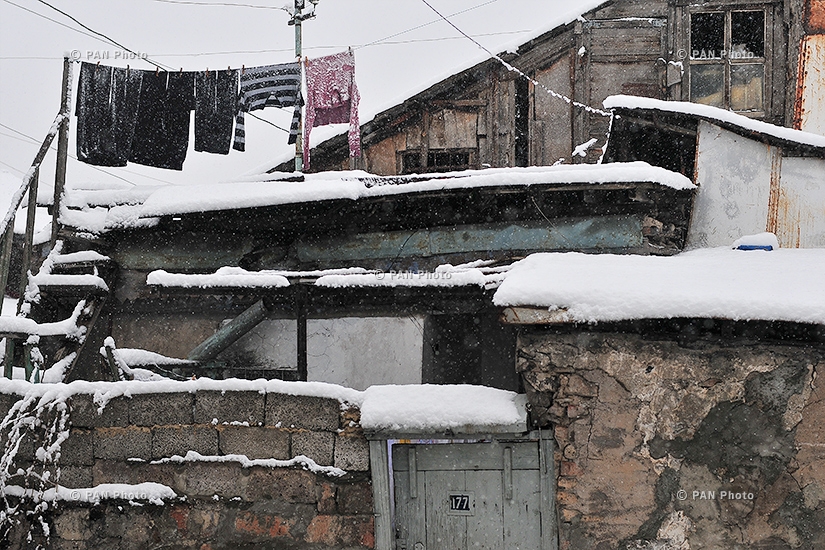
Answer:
0, 389, 374, 550
518, 328, 825, 550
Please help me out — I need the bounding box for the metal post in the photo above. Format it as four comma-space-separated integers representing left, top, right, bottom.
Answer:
0, 222, 13, 317
52, 56, 73, 246
296, 286, 307, 381
17, 167, 39, 315
293, 0, 305, 173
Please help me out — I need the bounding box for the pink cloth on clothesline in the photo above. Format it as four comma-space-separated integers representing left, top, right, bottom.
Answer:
304, 50, 360, 169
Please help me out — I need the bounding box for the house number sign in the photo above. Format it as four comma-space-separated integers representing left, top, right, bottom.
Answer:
447, 492, 475, 515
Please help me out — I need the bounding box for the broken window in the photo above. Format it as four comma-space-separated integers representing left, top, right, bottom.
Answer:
689, 10, 765, 113
400, 149, 474, 174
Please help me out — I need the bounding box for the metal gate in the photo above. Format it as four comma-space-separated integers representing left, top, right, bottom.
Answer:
392, 437, 556, 550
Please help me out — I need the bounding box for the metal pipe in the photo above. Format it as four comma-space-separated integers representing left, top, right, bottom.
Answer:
187, 299, 269, 363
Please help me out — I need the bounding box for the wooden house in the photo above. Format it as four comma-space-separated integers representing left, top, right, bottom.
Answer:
285, 0, 823, 174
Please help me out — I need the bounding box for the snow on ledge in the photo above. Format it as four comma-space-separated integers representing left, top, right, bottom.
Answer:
151, 451, 346, 477
604, 95, 825, 150
360, 385, 527, 434
147, 267, 290, 289
493, 248, 825, 324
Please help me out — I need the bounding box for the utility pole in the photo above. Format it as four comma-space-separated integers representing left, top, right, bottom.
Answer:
289, 0, 317, 173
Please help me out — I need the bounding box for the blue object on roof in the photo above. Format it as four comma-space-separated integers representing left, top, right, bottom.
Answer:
736, 245, 773, 251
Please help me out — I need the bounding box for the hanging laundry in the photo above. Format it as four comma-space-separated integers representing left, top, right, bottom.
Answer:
233, 63, 302, 151
75, 62, 142, 167
129, 71, 195, 171
194, 69, 238, 155
304, 50, 360, 169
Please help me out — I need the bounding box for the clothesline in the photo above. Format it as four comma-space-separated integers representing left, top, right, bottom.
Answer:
74, 50, 361, 172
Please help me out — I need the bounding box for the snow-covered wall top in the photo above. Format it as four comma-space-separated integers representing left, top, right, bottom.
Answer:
604, 95, 825, 150
493, 247, 825, 324
132, 162, 693, 220
0, 378, 526, 434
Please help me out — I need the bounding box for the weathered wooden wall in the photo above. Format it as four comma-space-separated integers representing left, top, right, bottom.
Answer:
307, 0, 805, 175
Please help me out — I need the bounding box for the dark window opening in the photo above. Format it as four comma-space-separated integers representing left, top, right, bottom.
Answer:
691, 12, 724, 54
514, 77, 530, 167
732, 11, 765, 58
402, 152, 421, 174
400, 148, 474, 174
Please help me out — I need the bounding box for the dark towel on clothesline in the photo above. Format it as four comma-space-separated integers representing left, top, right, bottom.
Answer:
129, 71, 195, 171
75, 62, 142, 167
195, 69, 238, 155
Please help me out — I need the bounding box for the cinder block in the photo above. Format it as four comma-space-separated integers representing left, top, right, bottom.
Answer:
61, 429, 94, 466
265, 394, 339, 431
333, 435, 370, 471
218, 426, 289, 460
194, 390, 264, 425
58, 465, 93, 489
52, 507, 91, 541
92, 459, 180, 492
93, 427, 151, 461
245, 467, 317, 503
291, 431, 334, 466
152, 425, 218, 459
130, 393, 193, 426
337, 482, 374, 515
183, 461, 244, 498
69, 394, 129, 428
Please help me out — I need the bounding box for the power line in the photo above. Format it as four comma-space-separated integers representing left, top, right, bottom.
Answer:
33, 0, 169, 70
0, 30, 532, 63
418, 0, 612, 118
0, 0, 115, 47
147, 0, 287, 10
0, 122, 177, 186
0, 159, 26, 175
355, 0, 500, 50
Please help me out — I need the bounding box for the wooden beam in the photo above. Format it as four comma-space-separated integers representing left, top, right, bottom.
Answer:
17, 167, 38, 314
369, 439, 393, 550
500, 306, 571, 325
52, 57, 73, 246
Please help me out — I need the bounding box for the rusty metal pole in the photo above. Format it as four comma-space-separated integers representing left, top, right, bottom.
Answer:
52, 56, 73, 246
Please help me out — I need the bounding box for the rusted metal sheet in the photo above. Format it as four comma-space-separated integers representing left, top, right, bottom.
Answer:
773, 157, 825, 248
794, 35, 825, 134
809, 0, 825, 32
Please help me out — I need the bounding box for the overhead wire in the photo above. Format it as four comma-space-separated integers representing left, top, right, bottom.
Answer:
0, 0, 116, 47
34, 0, 168, 70
419, 0, 612, 118
0, 122, 176, 186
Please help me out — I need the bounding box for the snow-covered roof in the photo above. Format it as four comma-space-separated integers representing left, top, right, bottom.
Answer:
493, 247, 825, 325
604, 95, 825, 151
108, 162, 689, 221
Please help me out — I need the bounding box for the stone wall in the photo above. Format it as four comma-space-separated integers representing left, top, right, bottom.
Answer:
0, 389, 373, 550
518, 326, 825, 550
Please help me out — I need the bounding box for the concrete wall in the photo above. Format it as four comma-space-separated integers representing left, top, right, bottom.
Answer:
0, 390, 373, 550
518, 327, 825, 550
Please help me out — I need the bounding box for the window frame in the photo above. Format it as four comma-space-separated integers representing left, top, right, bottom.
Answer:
685, 6, 770, 117
399, 148, 477, 175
